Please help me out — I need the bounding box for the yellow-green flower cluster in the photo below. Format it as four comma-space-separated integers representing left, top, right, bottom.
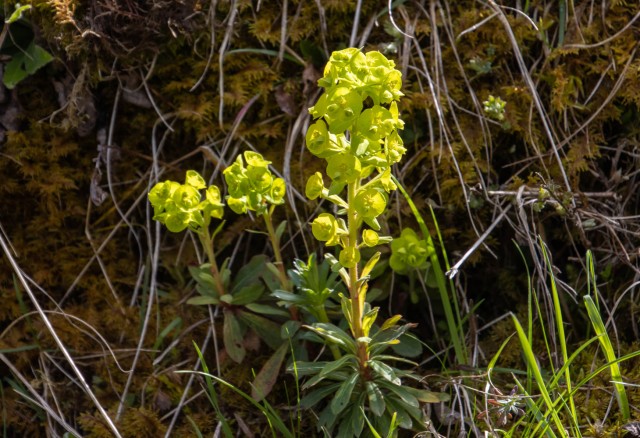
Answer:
148, 170, 224, 233
389, 228, 434, 275
305, 48, 405, 267
223, 151, 286, 215
306, 48, 406, 172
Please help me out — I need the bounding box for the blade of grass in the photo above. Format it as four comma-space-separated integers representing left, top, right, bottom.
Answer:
512, 242, 535, 394
186, 415, 205, 438
392, 175, 467, 365
512, 375, 556, 438
511, 314, 565, 435
571, 349, 640, 396
184, 344, 294, 438
585, 250, 629, 420
583, 296, 629, 419
540, 242, 578, 433
192, 342, 233, 437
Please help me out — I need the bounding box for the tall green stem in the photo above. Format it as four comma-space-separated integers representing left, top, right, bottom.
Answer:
347, 181, 369, 370
262, 209, 290, 291
199, 227, 225, 297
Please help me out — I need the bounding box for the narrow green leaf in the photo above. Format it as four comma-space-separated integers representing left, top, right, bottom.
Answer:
189, 264, 217, 292
383, 397, 412, 429
230, 284, 264, 305
0, 344, 39, 354
251, 343, 288, 401
346, 397, 365, 437
377, 380, 419, 408
232, 255, 268, 293
361, 252, 381, 279
179, 368, 294, 438
380, 315, 402, 331
219, 294, 234, 304
366, 381, 385, 416
244, 303, 289, 317
584, 295, 629, 419
368, 360, 400, 385
275, 220, 287, 240
404, 386, 450, 403
223, 310, 245, 363
305, 322, 356, 353
330, 372, 359, 415
392, 175, 467, 365
186, 296, 219, 306
299, 382, 342, 409
512, 314, 565, 434
288, 360, 327, 377
272, 290, 306, 304
362, 307, 379, 338
152, 317, 182, 352
6, 4, 32, 23
389, 332, 422, 358
237, 310, 282, 350
319, 354, 357, 378
191, 342, 234, 437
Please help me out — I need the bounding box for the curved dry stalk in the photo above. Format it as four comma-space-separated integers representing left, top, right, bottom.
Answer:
0, 232, 122, 437
217, 0, 239, 129
0, 355, 83, 437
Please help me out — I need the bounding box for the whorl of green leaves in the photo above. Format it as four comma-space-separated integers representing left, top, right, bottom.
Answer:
148, 170, 224, 233
223, 151, 286, 215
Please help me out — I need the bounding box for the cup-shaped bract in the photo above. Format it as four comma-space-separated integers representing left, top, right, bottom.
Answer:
339, 246, 361, 268
353, 187, 387, 219
326, 153, 362, 184
148, 180, 181, 215
269, 178, 286, 204
185, 170, 207, 190
247, 166, 273, 194
312, 213, 341, 246
306, 172, 325, 200
362, 229, 379, 247
244, 150, 271, 168
318, 47, 366, 90
324, 88, 363, 134
204, 186, 225, 219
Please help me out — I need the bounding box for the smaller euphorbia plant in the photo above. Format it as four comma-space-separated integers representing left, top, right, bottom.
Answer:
389, 228, 437, 304
148, 170, 225, 293
148, 171, 285, 364
223, 151, 290, 291
389, 228, 433, 275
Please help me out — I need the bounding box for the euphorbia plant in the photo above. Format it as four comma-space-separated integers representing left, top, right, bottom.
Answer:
223, 151, 290, 291
297, 48, 447, 435
148, 170, 225, 294
304, 48, 403, 366
148, 171, 285, 364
